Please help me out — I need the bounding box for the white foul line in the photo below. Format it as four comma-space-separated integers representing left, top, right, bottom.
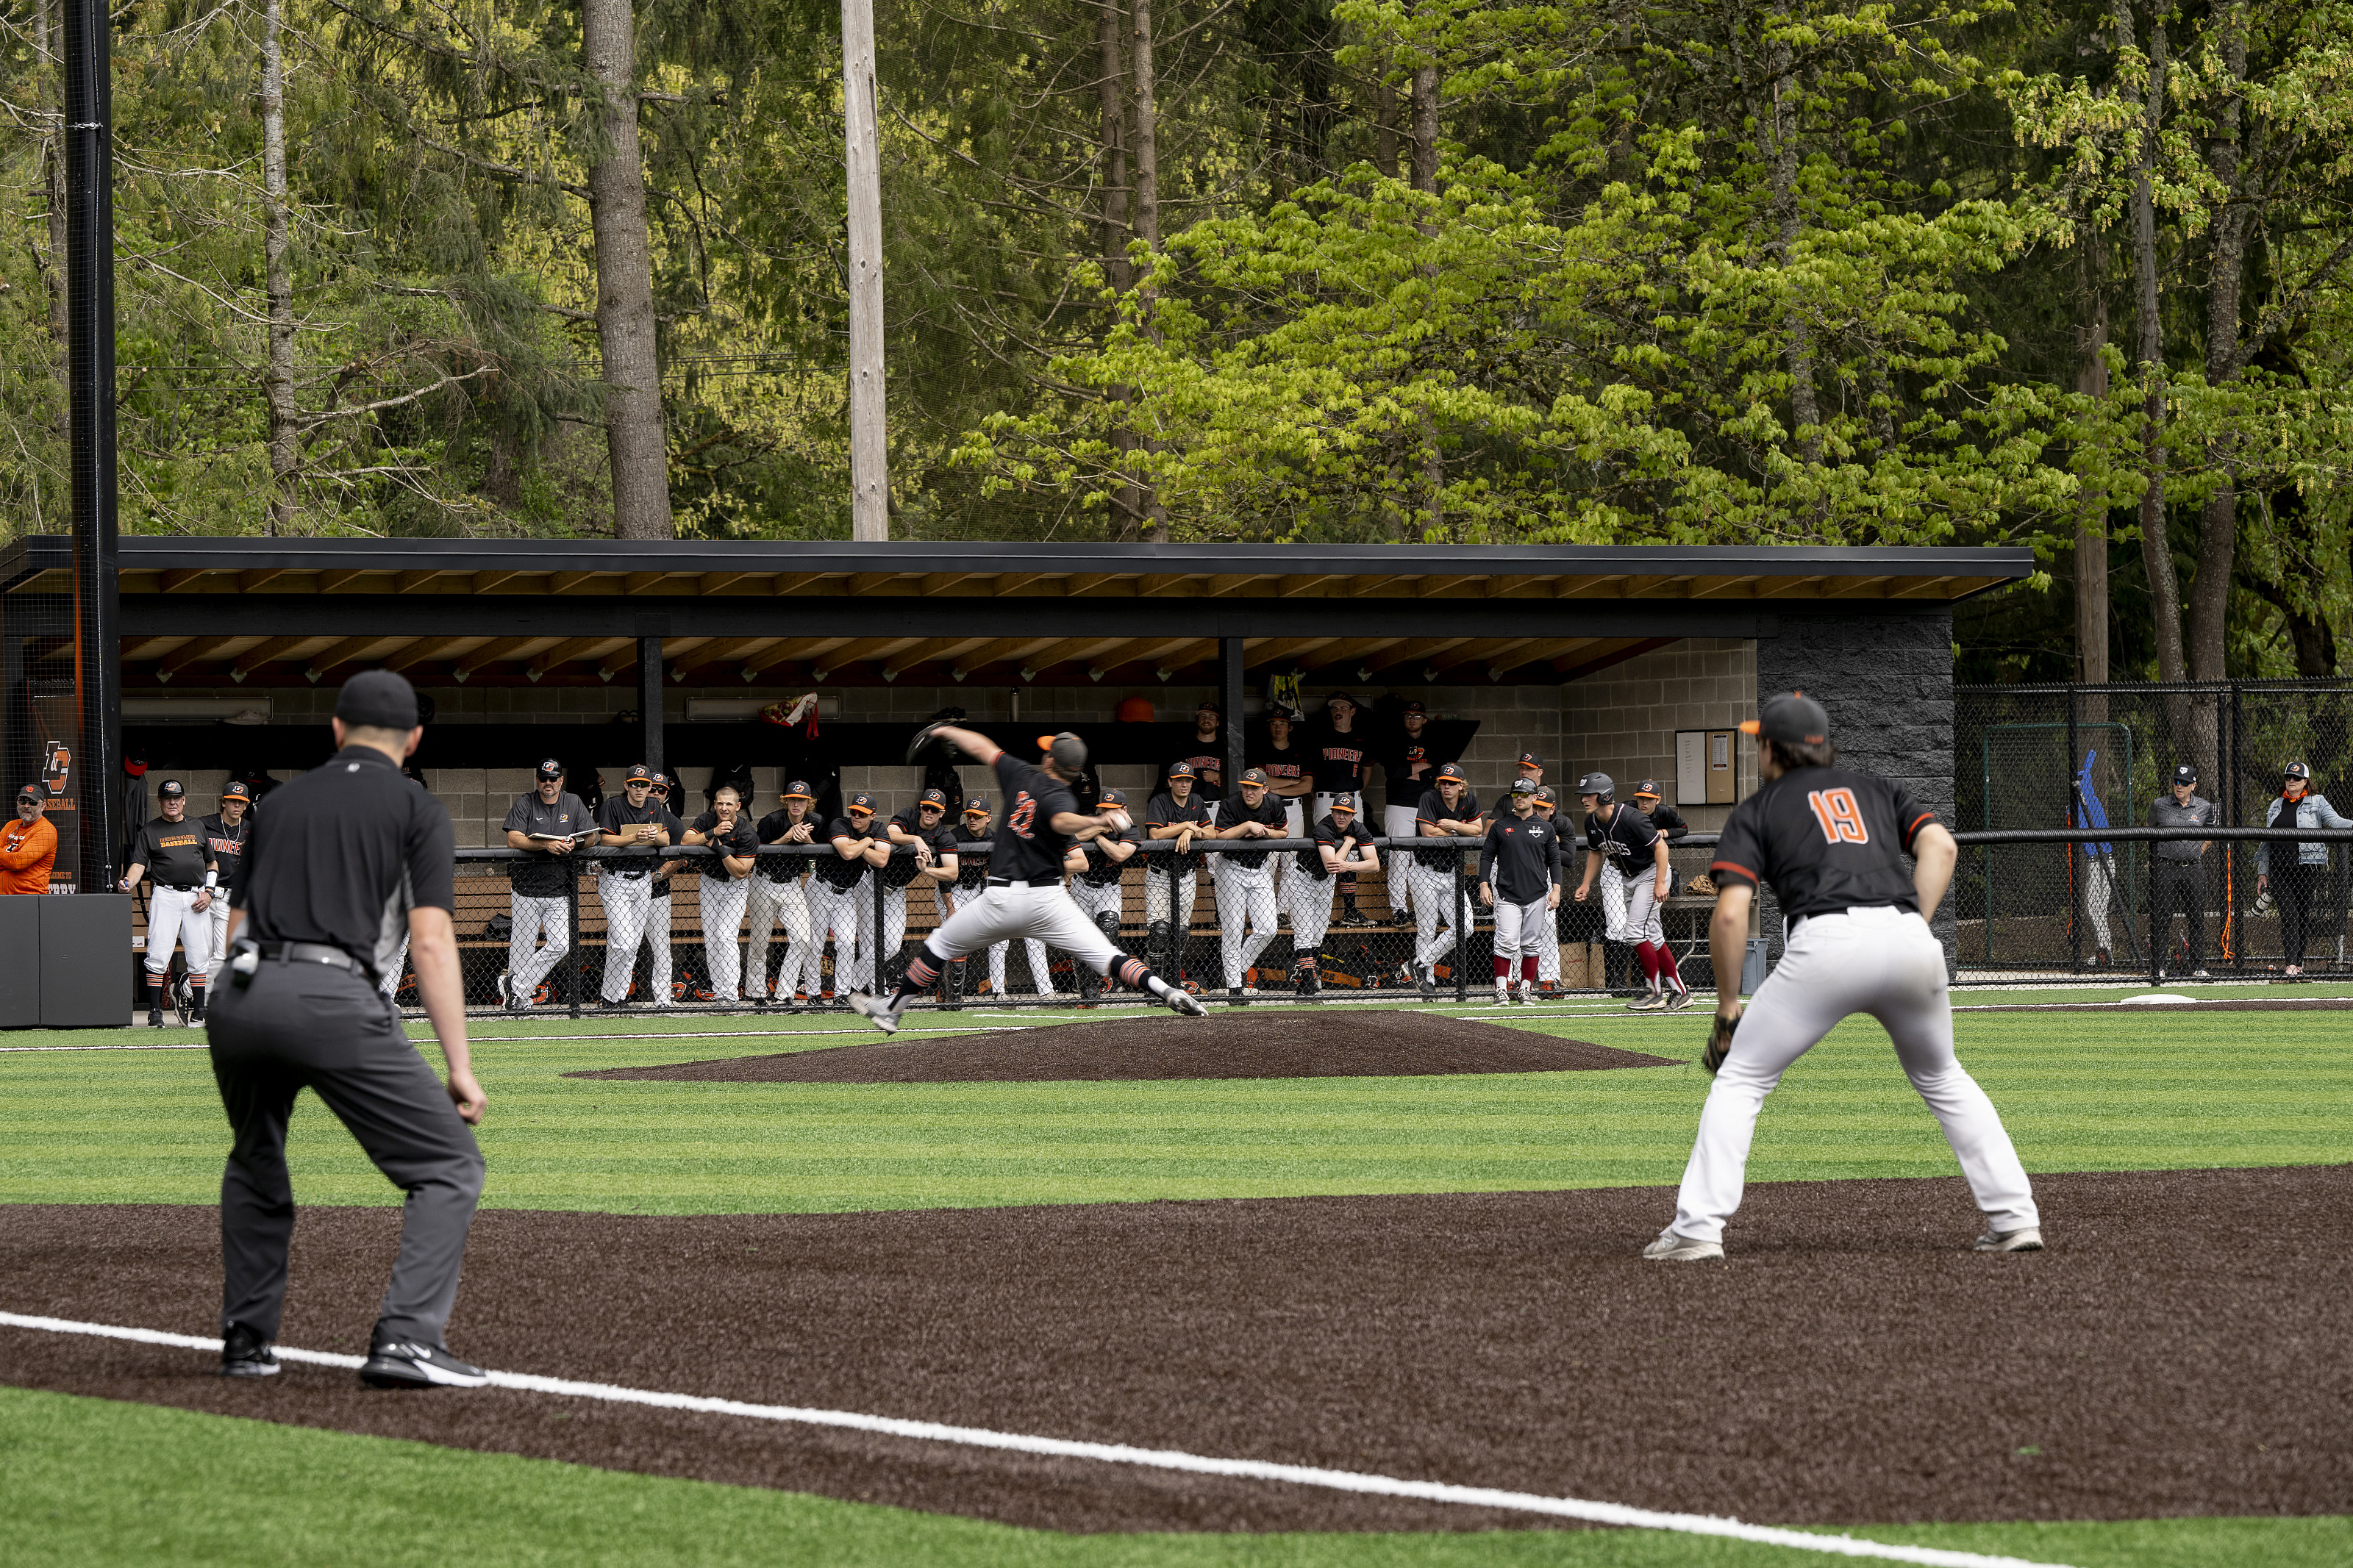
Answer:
0, 1310, 2073, 1568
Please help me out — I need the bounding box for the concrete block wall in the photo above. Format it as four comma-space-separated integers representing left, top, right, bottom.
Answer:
1560, 638, 1760, 835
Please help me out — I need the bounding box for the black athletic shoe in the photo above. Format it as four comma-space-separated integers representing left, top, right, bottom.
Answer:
220, 1323, 279, 1378
360, 1338, 490, 1389
1227, 985, 1249, 1007
1390, 910, 1415, 927
1415, 964, 1436, 998
595, 997, 629, 1011
146, 1008, 165, 1029
1338, 905, 1371, 928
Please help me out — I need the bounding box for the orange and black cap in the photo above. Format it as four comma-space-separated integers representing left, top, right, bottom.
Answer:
1740, 692, 1830, 746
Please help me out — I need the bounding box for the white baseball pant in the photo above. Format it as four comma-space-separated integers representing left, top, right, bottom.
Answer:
748, 875, 815, 1000
1145, 867, 1198, 934
870, 884, 911, 989
1490, 895, 1551, 962
1273, 798, 1305, 904
1670, 906, 2039, 1245
1382, 805, 1419, 917
207, 898, 233, 983
925, 881, 1123, 976
1598, 860, 1631, 942
699, 875, 751, 1001
1409, 857, 1464, 970
805, 878, 864, 996
1283, 867, 1337, 953
1072, 876, 1124, 934
508, 892, 569, 1002
599, 872, 671, 1004
2081, 853, 2116, 952
1215, 862, 1279, 987
940, 886, 1008, 993
1535, 898, 1560, 984
145, 885, 216, 978
1622, 871, 1666, 946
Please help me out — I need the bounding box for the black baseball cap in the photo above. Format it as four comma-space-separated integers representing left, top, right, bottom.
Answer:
782, 779, 813, 800
1195, 699, 1220, 715
2284, 761, 2311, 781
920, 788, 949, 807
1400, 700, 1428, 716
1326, 691, 1359, 712
16, 784, 43, 804
1168, 762, 1196, 780
335, 668, 421, 731
535, 758, 565, 780
1510, 778, 1539, 797
1099, 787, 1126, 807
1239, 767, 1268, 786
1329, 792, 1358, 813
1518, 751, 1543, 770
963, 795, 990, 815
221, 781, 252, 803
846, 792, 875, 813
2172, 763, 2199, 785
625, 764, 654, 784
1741, 692, 1830, 746
649, 773, 671, 792
1435, 762, 1467, 783
1534, 785, 1558, 806
1632, 779, 1661, 799
158, 780, 186, 799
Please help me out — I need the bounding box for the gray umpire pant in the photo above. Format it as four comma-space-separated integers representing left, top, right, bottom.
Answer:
207, 958, 483, 1348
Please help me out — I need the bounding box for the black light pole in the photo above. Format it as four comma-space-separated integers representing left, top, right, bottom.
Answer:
64, 0, 118, 887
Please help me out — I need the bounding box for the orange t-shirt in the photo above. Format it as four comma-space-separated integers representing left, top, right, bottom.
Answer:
0, 815, 57, 895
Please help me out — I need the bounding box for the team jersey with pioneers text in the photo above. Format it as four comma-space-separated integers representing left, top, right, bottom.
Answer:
1709, 766, 1935, 920
1311, 728, 1368, 794
1583, 804, 1660, 875
199, 812, 250, 876
991, 751, 1084, 882
1253, 740, 1313, 797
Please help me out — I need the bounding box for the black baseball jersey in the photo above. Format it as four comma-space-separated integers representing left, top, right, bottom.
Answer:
1146, 788, 1215, 876
1382, 730, 1445, 796
596, 797, 668, 880
1413, 787, 1482, 868
1646, 802, 1690, 840
503, 791, 592, 898
128, 816, 215, 889
1480, 812, 1564, 904
1299, 813, 1376, 880
1167, 746, 1226, 801
990, 751, 1084, 882
690, 811, 760, 881
1583, 804, 1660, 874
1077, 820, 1143, 887
885, 809, 957, 889
953, 822, 991, 889
229, 744, 455, 979
815, 815, 874, 892
1311, 728, 1368, 795
1213, 793, 1289, 870
754, 806, 820, 882
651, 803, 685, 899
1710, 766, 1935, 920
197, 812, 250, 877
1254, 739, 1313, 796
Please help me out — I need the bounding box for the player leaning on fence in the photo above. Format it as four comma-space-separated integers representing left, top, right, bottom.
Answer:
1644, 691, 2040, 1264
501, 760, 591, 1012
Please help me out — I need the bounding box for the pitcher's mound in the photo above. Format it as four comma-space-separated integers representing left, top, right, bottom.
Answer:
571, 1010, 1680, 1085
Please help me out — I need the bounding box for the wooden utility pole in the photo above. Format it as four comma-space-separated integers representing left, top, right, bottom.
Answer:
843, 0, 888, 540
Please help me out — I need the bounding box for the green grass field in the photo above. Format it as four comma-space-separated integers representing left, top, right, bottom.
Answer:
4, 991, 2347, 1566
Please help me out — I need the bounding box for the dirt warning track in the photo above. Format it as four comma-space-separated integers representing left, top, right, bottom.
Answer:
568, 1009, 1679, 1084
7, 1166, 2352, 1533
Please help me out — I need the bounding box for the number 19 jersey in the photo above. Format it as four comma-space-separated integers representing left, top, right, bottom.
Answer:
1709, 766, 1938, 921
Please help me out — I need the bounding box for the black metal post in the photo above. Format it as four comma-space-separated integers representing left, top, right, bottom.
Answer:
64, 0, 118, 889
638, 635, 664, 778
1220, 636, 1246, 798
873, 853, 887, 998
2228, 683, 2241, 976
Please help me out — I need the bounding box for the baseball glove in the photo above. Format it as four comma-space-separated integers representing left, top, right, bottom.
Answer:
905, 721, 958, 767
1702, 1012, 1738, 1076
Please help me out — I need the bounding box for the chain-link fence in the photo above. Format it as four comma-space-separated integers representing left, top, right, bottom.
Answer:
115, 833, 1737, 1020
1957, 681, 2353, 978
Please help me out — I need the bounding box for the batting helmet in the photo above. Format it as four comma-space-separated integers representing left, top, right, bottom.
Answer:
1577, 771, 1614, 802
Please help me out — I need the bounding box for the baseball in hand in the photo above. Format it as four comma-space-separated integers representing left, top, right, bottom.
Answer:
1102, 809, 1132, 831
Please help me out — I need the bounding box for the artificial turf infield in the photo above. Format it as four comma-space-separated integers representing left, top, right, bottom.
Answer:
6, 993, 2352, 1564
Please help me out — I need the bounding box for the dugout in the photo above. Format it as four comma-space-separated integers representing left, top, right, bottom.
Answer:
0, 537, 2025, 1007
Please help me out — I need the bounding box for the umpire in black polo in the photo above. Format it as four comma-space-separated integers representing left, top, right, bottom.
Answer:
207, 669, 490, 1389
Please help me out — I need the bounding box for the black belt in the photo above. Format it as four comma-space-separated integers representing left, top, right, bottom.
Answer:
258, 940, 376, 983
985, 875, 1062, 888
159, 882, 201, 893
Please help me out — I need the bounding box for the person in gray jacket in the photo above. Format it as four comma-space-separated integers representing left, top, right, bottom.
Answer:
2258, 762, 2353, 978
2148, 763, 2217, 978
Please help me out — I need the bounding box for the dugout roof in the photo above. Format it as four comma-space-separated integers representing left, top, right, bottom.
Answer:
0, 538, 2032, 692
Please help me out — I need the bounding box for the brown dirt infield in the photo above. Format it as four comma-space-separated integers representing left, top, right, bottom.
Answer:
7, 1165, 2352, 1533
567, 1009, 1679, 1084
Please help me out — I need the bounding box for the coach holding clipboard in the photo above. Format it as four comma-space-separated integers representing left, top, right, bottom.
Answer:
207, 669, 490, 1389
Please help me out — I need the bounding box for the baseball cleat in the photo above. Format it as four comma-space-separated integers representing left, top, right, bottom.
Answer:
1974, 1225, 2044, 1253
359, 1339, 490, 1389
846, 991, 901, 1034
1227, 986, 1249, 1007
1165, 987, 1208, 1018
146, 1008, 165, 1028
1415, 964, 1436, 998
1664, 987, 1695, 1011
1627, 990, 1668, 1012
219, 1324, 279, 1378
1516, 981, 1538, 1005
1642, 1229, 1726, 1262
